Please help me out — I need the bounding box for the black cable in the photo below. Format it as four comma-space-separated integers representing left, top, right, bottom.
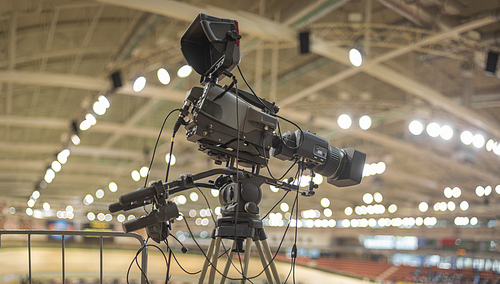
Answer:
237, 65, 275, 114
261, 190, 289, 220
164, 239, 202, 275
127, 238, 171, 284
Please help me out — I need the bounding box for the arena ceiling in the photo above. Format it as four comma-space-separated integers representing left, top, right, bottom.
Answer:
1, 0, 500, 233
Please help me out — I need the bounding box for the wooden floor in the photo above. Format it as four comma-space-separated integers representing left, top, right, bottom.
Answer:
0, 246, 370, 284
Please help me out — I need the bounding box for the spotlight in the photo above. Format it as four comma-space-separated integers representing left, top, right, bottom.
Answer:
71, 134, 81, 145
133, 76, 146, 92
93, 100, 107, 116
349, 48, 363, 67
86, 113, 96, 126
157, 68, 171, 85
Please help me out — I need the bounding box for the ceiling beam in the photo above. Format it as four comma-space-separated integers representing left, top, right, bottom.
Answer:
97, 0, 500, 139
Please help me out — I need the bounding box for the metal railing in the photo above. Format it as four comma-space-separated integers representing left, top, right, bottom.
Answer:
0, 230, 148, 284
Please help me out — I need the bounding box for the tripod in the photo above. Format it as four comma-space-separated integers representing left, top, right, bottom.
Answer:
198, 213, 282, 284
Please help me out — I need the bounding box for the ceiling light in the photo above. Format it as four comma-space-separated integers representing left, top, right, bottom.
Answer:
486, 139, 496, 151
452, 187, 461, 198
133, 76, 146, 92
84, 194, 94, 205
496, 185, 500, 194
373, 192, 383, 203
418, 202, 428, 212
473, 134, 485, 148
96, 189, 104, 199
348, 48, 363, 67
460, 131, 473, 145
388, 204, 397, 213
28, 199, 35, 207
51, 161, 61, 172
70, 134, 81, 146
166, 153, 176, 165
476, 186, 485, 197
447, 201, 456, 211
440, 125, 453, 140
93, 101, 107, 116
409, 120, 424, 135
363, 193, 373, 204
98, 95, 110, 109
45, 168, 55, 183
323, 208, 332, 217
57, 149, 70, 164
270, 185, 279, 193
337, 114, 352, 129
176, 195, 187, 205
105, 214, 112, 222
43, 202, 51, 211
131, 170, 140, 181
211, 189, 219, 197
460, 200, 469, 211
26, 208, 33, 216
313, 174, 323, 184
444, 187, 452, 198
190, 192, 199, 202
139, 167, 149, 177
79, 120, 91, 131
66, 205, 73, 213
86, 113, 97, 126
280, 203, 289, 212
117, 214, 125, 222
376, 162, 386, 174
320, 198, 330, 208
157, 68, 171, 85
344, 207, 353, 216
177, 65, 193, 78
484, 185, 492, 196
32, 190, 40, 199
470, 217, 478, 226
359, 115, 372, 130
494, 144, 500, 155
109, 182, 118, 192
426, 122, 440, 138
97, 213, 105, 221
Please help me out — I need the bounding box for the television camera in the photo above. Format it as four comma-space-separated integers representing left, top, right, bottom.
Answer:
110, 13, 366, 283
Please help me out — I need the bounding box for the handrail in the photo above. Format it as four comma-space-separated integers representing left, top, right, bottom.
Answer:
0, 230, 148, 284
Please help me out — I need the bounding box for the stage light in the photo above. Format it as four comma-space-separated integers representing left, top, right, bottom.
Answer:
157, 68, 171, 85
460, 131, 473, 145
359, 115, 372, 130
71, 134, 81, 145
177, 65, 193, 78
440, 125, 453, 140
133, 76, 146, 92
473, 134, 485, 148
338, 114, 352, 129
426, 122, 440, 138
349, 48, 362, 67
409, 120, 424, 135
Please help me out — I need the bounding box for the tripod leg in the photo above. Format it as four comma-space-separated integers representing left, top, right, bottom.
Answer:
220, 240, 237, 284
208, 236, 222, 284
240, 237, 252, 284
255, 240, 275, 284
261, 239, 282, 284
198, 237, 216, 284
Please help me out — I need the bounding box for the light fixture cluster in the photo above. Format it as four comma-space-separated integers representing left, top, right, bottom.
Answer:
82, 181, 118, 206
455, 216, 478, 226
80, 95, 111, 131
475, 185, 500, 197
266, 216, 440, 228
343, 192, 388, 217
362, 162, 386, 177
337, 114, 372, 130
408, 120, 497, 152
132, 65, 192, 93
56, 205, 75, 219
86, 212, 114, 222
